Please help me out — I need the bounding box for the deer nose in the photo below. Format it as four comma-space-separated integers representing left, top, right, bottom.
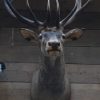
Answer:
48, 42, 60, 48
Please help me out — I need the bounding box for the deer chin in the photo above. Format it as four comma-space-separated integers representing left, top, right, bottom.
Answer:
47, 49, 61, 56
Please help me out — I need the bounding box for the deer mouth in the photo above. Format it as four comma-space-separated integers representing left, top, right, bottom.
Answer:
47, 49, 61, 56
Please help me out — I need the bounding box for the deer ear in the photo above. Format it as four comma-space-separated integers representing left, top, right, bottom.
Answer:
20, 28, 38, 42
65, 28, 83, 40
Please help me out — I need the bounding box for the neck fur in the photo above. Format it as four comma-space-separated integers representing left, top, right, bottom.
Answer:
39, 54, 65, 94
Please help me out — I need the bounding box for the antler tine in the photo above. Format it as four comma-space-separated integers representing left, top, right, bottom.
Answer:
45, 0, 51, 25
47, 0, 51, 14
55, 0, 60, 28
56, 0, 60, 16
45, 0, 60, 28
81, 0, 92, 8
4, 0, 40, 27
60, 0, 78, 27
26, 0, 44, 25
60, 0, 92, 27
63, 0, 81, 26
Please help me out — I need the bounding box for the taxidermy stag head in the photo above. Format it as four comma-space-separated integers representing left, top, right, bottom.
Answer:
4, 0, 92, 100
4, 0, 92, 57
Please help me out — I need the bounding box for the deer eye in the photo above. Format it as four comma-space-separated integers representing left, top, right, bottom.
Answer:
62, 34, 66, 39
44, 34, 48, 38
38, 34, 42, 39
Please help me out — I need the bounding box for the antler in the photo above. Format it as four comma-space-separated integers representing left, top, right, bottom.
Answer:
44, 0, 60, 28
4, 0, 44, 27
44, 0, 51, 26
55, 0, 60, 28
4, 0, 92, 28
4, 0, 61, 28
60, 0, 92, 27
26, 0, 43, 25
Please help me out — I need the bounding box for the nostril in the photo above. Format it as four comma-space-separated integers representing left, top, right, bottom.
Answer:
48, 42, 52, 46
48, 42, 60, 47
56, 42, 60, 46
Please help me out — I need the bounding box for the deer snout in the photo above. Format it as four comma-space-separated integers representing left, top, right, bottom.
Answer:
48, 42, 60, 49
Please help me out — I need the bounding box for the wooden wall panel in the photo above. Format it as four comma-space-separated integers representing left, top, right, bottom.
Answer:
0, 28, 100, 47
0, 82, 100, 100
0, 63, 38, 82
0, 46, 40, 63
0, 63, 100, 83
0, 28, 12, 45
1, 28, 100, 64
71, 84, 100, 100
0, 46, 100, 64
0, 82, 30, 100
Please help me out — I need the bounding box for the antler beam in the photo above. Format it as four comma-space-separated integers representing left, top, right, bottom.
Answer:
26, 0, 44, 25
4, 0, 92, 28
4, 0, 44, 27
60, 0, 92, 27
45, 0, 60, 28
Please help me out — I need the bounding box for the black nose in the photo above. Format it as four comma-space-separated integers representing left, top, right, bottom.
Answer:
48, 42, 60, 48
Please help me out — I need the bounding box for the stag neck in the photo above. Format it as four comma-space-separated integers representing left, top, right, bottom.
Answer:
38, 54, 65, 94
42, 55, 65, 68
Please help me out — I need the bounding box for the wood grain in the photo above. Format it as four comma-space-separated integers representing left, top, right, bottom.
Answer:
0, 28, 100, 47
0, 63, 100, 83
0, 82, 100, 100
0, 46, 100, 64
0, 82, 30, 100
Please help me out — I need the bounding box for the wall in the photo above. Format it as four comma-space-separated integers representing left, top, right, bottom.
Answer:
0, 1, 100, 99
0, 28, 100, 84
